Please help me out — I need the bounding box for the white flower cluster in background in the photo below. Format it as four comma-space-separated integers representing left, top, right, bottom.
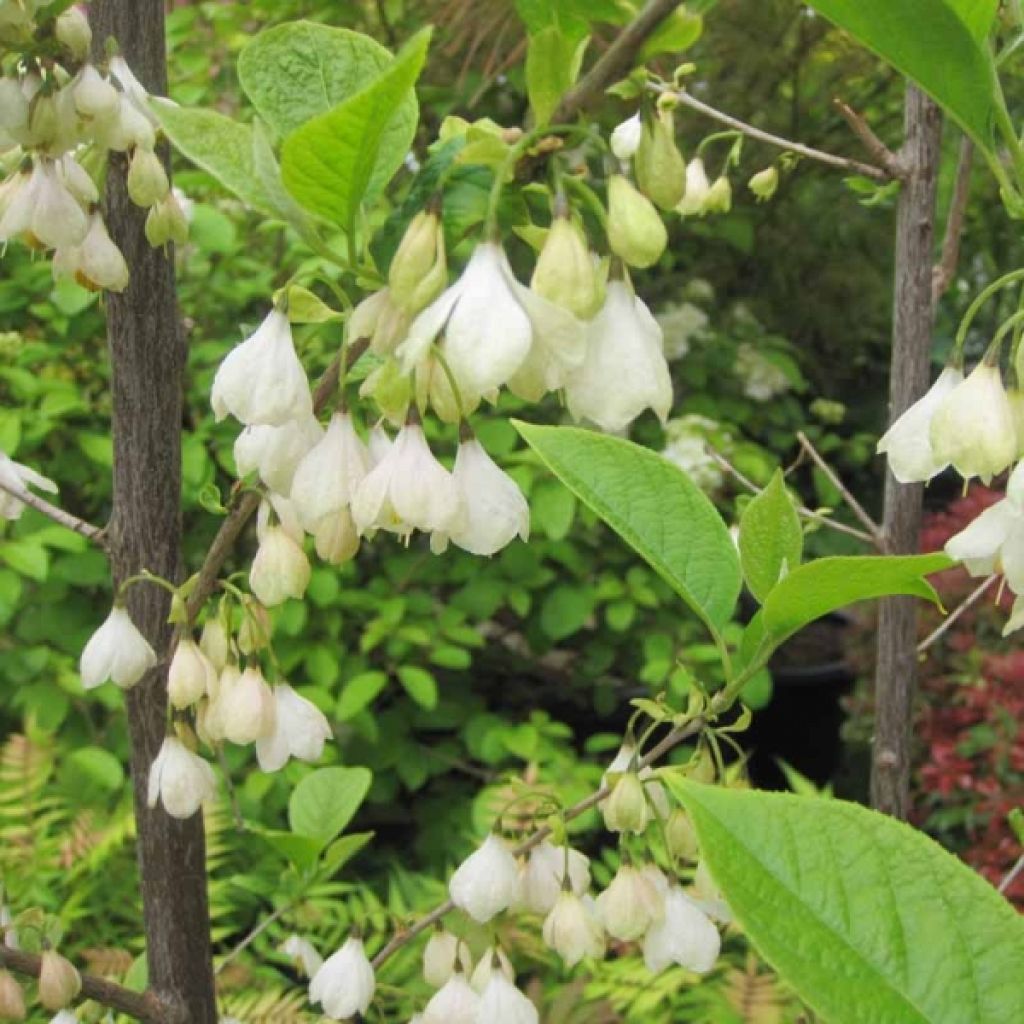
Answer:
733, 342, 792, 401
661, 414, 728, 492
0, 1, 187, 293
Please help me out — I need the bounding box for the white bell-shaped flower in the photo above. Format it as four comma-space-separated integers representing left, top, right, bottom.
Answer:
211, 309, 312, 427
475, 974, 538, 1024
279, 934, 324, 977
643, 886, 720, 974
309, 935, 375, 1020
351, 421, 460, 540
126, 145, 170, 208
422, 972, 479, 1024
290, 411, 369, 530
146, 737, 217, 819
73, 65, 118, 120
602, 739, 671, 818
877, 366, 964, 482
398, 242, 584, 407
109, 56, 156, 121
449, 832, 520, 922
566, 278, 672, 433
595, 863, 665, 940
249, 500, 310, 607
541, 891, 605, 967
56, 153, 99, 206
255, 684, 332, 772
0, 450, 57, 520
610, 112, 643, 161
368, 423, 393, 465
945, 481, 1024, 592
512, 840, 590, 915
94, 91, 155, 152
930, 362, 1016, 482
444, 438, 529, 556
80, 605, 156, 690
167, 637, 217, 710
219, 664, 277, 745
19, 160, 88, 250
469, 945, 513, 994
677, 157, 712, 216
59, 211, 129, 292
234, 415, 323, 495
423, 927, 472, 989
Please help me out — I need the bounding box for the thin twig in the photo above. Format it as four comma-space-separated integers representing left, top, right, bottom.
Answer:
999, 851, 1024, 894
216, 898, 295, 975
371, 717, 705, 969
552, 0, 683, 123
0, 946, 166, 1021
0, 479, 107, 549
795, 431, 883, 544
916, 574, 998, 654
833, 98, 906, 179
667, 89, 892, 182
706, 448, 878, 546
932, 137, 974, 303
185, 340, 368, 622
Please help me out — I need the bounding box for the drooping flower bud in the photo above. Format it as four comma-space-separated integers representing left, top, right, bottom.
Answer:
606, 174, 667, 269
69, 212, 130, 292
309, 935, 375, 1020
469, 945, 514, 994
199, 616, 230, 672
219, 664, 277, 745
423, 926, 472, 989
290, 412, 369, 531
423, 971, 479, 1023
360, 356, 415, 424
147, 736, 217, 819
610, 112, 643, 161
449, 832, 520, 923
55, 7, 93, 61
255, 683, 332, 772
167, 637, 216, 710
389, 206, 447, 313
676, 157, 712, 216
80, 605, 157, 690
127, 146, 170, 208
703, 175, 732, 214
279, 934, 323, 977
541, 891, 605, 967
236, 597, 272, 655
930, 361, 1016, 482
0, 968, 25, 1020
602, 771, 650, 834
37, 950, 81, 1010
530, 211, 603, 319
748, 165, 779, 201
145, 190, 189, 247
476, 972, 538, 1024
665, 807, 699, 861
512, 840, 590, 916
348, 287, 411, 358
595, 863, 665, 940
27, 160, 89, 250
635, 110, 686, 210
249, 524, 310, 607
642, 886, 720, 974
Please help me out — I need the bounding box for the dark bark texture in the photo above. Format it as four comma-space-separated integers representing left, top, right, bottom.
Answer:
871, 86, 942, 819
91, 2, 217, 1020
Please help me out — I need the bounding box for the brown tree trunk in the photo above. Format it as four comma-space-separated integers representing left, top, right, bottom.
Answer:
91, 2, 217, 1020
871, 85, 943, 819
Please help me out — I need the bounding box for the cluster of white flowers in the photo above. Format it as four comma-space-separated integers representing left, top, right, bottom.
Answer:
661, 414, 727, 492
0, 2, 187, 293
734, 343, 792, 401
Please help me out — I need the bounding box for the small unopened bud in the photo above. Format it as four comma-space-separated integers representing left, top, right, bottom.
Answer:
676, 157, 711, 217
665, 807, 699, 861
602, 771, 650, 833
127, 147, 170, 208
748, 165, 779, 201
55, 7, 93, 61
359, 356, 413, 425
388, 208, 446, 313
635, 110, 686, 210
145, 190, 189, 247
237, 597, 271, 655
168, 637, 216, 710
530, 212, 602, 318
0, 969, 25, 1020
606, 174, 667, 269
38, 950, 81, 1011
610, 112, 643, 161
199, 616, 229, 671
703, 175, 732, 215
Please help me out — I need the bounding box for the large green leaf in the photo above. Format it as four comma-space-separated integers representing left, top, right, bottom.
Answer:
514, 423, 741, 635
288, 765, 372, 846
525, 26, 589, 127
281, 28, 430, 229
153, 103, 275, 216
740, 552, 950, 667
737, 469, 802, 603
806, 1, 998, 152
668, 781, 1024, 1024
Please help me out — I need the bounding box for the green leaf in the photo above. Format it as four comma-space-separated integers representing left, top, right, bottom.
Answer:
638, 8, 703, 60
288, 766, 372, 845
63, 746, 125, 793
540, 584, 594, 641
152, 103, 275, 215
514, 423, 741, 637
280, 285, 343, 324
321, 831, 374, 875
805, 1, 997, 153
738, 469, 802, 603
668, 781, 1024, 1024
740, 552, 950, 668
258, 828, 323, 870
0, 539, 48, 582
280, 28, 430, 228
947, 0, 999, 43
525, 26, 588, 126
397, 665, 438, 710
336, 670, 388, 720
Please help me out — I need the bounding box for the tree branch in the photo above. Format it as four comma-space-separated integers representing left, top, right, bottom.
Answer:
371, 716, 705, 969
932, 137, 974, 304
552, 0, 684, 123
833, 98, 906, 179
916, 574, 998, 654
0, 480, 107, 548
0, 947, 166, 1022
185, 339, 368, 622
669, 89, 892, 181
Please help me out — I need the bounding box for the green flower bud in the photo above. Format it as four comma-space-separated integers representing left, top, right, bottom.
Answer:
55, 7, 93, 61
748, 165, 779, 201
703, 175, 732, 215
530, 213, 603, 318
607, 174, 667, 270
664, 807, 699, 861
602, 771, 651, 834
388, 208, 447, 313
635, 110, 686, 211
127, 146, 170, 208
145, 191, 189, 248
358, 356, 413, 426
